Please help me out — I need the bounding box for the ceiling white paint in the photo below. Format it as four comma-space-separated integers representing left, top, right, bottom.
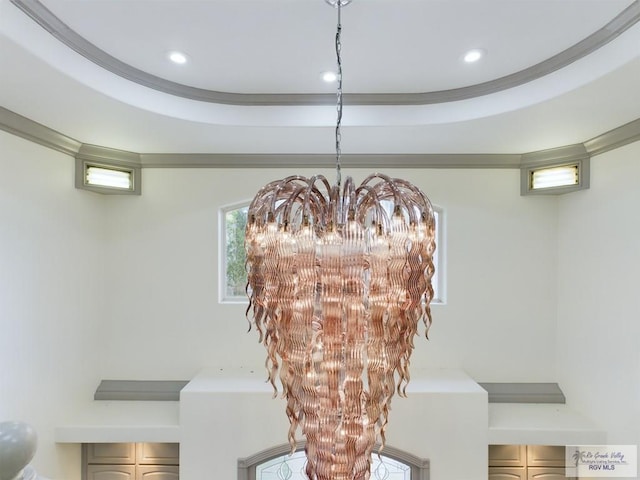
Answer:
1, 0, 639, 157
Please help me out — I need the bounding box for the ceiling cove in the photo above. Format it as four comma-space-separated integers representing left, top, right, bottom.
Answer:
10, 0, 640, 107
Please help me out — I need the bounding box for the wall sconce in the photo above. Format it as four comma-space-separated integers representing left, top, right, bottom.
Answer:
75, 145, 141, 195
521, 145, 590, 195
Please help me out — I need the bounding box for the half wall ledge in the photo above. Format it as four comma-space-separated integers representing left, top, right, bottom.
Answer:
489, 403, 605, 446
54, 401, 180, 443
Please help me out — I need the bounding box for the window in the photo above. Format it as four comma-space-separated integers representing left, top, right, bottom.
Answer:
256, 450, 409, 480
431, 206, 445, 304
220, 202, 250, 302
238, 444, 429, 480
220, 203, 445, 304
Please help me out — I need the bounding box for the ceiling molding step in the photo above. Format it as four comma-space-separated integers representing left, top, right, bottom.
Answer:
139, 153, 338, 168
340, 153, 522, 169
584, 117, 640, 157
94, 380, 189, 401
76, 144, 141, 167
521, 144, 590, 167
10, 0, 640, 106
140, 153, 522, 169
0, 106, 81, 156
605, 0, 640, 32
479, 383, 566, 404
2, 105, 640, 169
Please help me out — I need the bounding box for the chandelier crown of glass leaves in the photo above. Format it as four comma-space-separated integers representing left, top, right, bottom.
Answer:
244, 2, 436, 479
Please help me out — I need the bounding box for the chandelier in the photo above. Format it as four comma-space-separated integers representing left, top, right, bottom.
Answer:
244, 1, 436, 479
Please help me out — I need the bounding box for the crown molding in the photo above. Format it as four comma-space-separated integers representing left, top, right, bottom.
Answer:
76, 143, 141, 167
584, 117, 640, 156
139, 153, 522, 169
0, 107, 80, 156
521, 143, 589, 167
10, 0, 640, 106
2, 106, 640, 169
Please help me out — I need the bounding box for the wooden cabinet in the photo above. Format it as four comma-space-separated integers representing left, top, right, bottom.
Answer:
87, 465, 135, 480
489, 467, 526, 480
490, 446, 573, 480
87, 444, 136, 464
528, 467, 575, 480
85, 443, 179, 480
137, 466, 179, 480
137, 444, 180, 465
527, 446, 566, 467
489, 445, 527, 467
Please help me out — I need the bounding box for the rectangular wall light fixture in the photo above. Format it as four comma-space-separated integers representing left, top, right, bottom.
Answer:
520, 145, 590, 196
76, 161, 140, 194
530, 164, 579, 190
85, 164, 133, 190
75, 144, 141, 195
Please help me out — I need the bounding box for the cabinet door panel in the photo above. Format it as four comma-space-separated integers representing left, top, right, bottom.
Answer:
87, 465, 135, 480
527, 446, 566, 467
137, 466, 179, 480
489, 445, 527, 467
489, 467, 526, 480
87, 444, 136, 464
137, 443, 179, 465
528, 467, 574, 480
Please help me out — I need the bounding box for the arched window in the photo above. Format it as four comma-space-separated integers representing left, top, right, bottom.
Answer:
238, 443, 429, 480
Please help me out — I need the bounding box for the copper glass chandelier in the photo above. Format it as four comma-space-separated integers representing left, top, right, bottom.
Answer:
245, 1, 436, 479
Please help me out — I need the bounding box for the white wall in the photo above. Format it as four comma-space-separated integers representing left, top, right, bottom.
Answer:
181, 368, 488, 480
0, 131, 106, 479
99, 167, 559, 382
557, 141, 640, 449
0, 131, 566, 478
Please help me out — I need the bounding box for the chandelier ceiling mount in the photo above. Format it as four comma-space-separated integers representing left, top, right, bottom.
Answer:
325, 0, 353, 7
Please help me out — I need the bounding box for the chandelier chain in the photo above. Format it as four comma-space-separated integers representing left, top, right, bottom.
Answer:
335, 1, 343, 187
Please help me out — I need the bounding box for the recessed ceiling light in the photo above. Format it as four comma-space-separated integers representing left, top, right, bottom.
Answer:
322, 71, 338, 82
168, 51, 188, 65
463, 49, 485, 63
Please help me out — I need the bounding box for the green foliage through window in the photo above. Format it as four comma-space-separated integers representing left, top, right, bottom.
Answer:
225, 206, 248, 298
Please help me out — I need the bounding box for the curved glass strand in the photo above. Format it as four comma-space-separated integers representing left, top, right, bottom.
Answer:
245, 175, 435, 480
